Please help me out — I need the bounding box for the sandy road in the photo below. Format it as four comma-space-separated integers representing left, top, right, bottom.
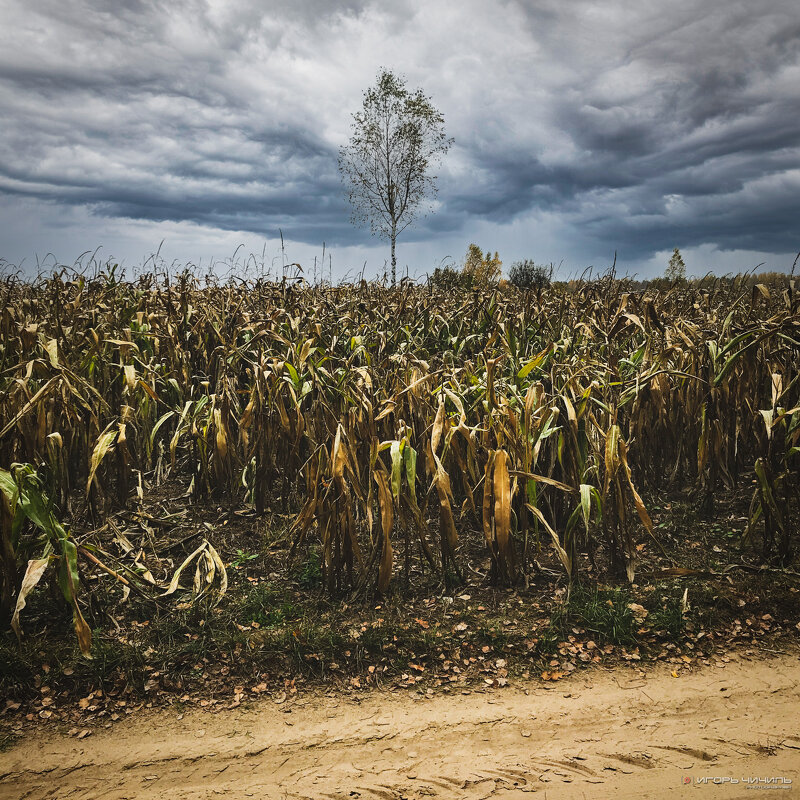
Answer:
2, 652, 799, 800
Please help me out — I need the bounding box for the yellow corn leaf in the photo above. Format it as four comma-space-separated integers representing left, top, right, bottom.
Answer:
431, 400, 446, 455
527, 503, 572, 577
298, 338, 313, 367
72, 602, 93, 657
482, 452, 495, 546
123, 364, 136, 393
374, 471, 394, 592
580, 483, 593, 533
45, 338, 59, 367
518, 345, 552, 379
493, 450, 511, 559
213, 407, 228, 462
332, 424, 347, 479
390, 440, 403, 500
0, 375, 61, 439
605, 424, 621, 481
771, 372, 782, 408
10, 557, 50, 639
443, 387, 466, 426
619, 439, 654, 535
432, 454, 458, 548
509, 470, 575, 493
87, 427, 118, 495
162, 540, 208, 596
138, 379, 159, 403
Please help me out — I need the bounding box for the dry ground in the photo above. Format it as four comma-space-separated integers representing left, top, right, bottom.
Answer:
2, 652, 799, 800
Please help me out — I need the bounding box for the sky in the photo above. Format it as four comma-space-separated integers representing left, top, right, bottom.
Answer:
0, 0, 798, 281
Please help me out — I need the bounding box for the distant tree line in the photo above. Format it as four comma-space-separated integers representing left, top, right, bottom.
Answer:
427, 245, 794, 293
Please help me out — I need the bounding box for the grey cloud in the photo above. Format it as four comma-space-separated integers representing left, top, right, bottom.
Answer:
0, 0, 798, 270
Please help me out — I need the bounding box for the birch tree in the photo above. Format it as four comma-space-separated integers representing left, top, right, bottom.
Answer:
339, 70, 452, 286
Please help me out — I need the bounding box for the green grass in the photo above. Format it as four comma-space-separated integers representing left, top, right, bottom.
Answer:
648, 595, 686, 638
538, 584, 691, 655
539, 585, 637, 653
236, 582, 301, 628
569, 585, 637, 643
476, 620, 511, 650
0, 638, 36, 689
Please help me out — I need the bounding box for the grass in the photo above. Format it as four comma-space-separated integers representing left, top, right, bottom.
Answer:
475, 620, 512, 651
548, 586, 637, 646
236, 582, 301, 628
648, 593, 686, 638
292, 547, 323, 589
538, 584, 688, 654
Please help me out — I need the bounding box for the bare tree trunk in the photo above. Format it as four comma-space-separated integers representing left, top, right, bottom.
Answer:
391, 223, 397, 287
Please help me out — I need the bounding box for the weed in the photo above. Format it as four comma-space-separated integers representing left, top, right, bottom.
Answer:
293, 548, 322, 589
230, 549, 260, 569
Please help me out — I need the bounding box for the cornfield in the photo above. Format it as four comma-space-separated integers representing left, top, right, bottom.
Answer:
1, 266, 798, 653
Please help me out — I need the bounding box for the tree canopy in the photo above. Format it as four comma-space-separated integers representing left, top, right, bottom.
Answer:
462, 244, 502, 285
666, 247, 687, 282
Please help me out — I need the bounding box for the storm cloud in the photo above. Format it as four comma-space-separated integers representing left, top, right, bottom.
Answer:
0, 0, 798, 276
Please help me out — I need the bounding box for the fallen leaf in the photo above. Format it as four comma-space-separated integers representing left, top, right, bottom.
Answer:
627, 603, 649, 623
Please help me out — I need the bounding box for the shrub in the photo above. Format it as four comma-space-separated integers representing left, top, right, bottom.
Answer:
509, 259, 552, 290
428, 264, 470, 290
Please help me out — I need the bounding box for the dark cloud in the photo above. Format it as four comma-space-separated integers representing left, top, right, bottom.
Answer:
0, 0, 798, 272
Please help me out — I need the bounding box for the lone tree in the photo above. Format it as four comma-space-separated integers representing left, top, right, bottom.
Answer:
339, 69, 452, 286
665, 247, 686, 282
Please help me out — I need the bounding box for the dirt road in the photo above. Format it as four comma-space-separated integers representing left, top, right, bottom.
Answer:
2, 653, 799, 800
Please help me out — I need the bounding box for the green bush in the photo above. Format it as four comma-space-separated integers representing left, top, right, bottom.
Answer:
428, 264, 471, 290
509, 260, 552, 290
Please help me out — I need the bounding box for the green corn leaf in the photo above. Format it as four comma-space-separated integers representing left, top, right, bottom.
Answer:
390, 440, 403, 501
404, 444, 418, 509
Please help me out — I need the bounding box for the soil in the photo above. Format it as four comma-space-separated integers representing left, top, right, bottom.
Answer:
2, 651, 799, 800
